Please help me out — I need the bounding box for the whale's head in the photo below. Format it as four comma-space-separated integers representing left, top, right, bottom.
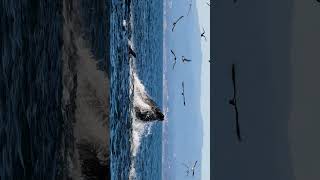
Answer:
156, 110, 165, 121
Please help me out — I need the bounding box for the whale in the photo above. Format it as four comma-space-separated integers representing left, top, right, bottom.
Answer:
134, 97, 164, 122
131, 69, 164, 122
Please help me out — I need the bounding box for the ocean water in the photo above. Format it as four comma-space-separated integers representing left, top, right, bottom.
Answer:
0, 0, 110, 179
0, 1, 64, 179
110, 0, 163, 179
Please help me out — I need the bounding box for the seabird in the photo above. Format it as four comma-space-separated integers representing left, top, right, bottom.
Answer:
182, 161, 198, 176
172, 16, 184, 32
187, 2, 192, 16
170, 49, 177, 70
182, 56, 192, 63
191, 161, 198, 176
182, 81, 186, 106
201, 27, 207, 41
229, 64, 242, 142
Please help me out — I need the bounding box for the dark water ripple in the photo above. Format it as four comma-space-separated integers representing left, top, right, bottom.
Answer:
0, 1, 64, 179
109, 0, 131, 179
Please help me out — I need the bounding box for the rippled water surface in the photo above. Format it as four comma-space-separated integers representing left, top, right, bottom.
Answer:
110, 0, 163, 179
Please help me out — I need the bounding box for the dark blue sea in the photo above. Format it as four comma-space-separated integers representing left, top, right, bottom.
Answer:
1, 0, 110, 179
0, 1, 64, 179
110, 0, 163, 180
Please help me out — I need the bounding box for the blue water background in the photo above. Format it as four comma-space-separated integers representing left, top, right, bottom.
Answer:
110, 0, 163, 179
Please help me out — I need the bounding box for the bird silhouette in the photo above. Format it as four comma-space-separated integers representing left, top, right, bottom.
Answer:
182, 81, 186, 106
201, 27, 207, 41
172, 16, 184, 32
182, 56, 192, 63
187, 2, 192, 16
170, 50, 177, 70
229, 64, 242, 142
182, 161, 198, 176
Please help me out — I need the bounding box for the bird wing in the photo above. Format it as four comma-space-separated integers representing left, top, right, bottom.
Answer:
182, 163, 189, 168
172, 61, 176, 70
193, 161, 198, 168
187, 4, 192, 16
172, 24, 175, 32
235, 105, 242, 142
202, 27, 205, 33
231, 64, 236, 97
170, 49, 175, 56
176, 16, 184, 23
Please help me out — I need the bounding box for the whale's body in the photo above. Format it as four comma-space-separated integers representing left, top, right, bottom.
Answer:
131, 70, 164, 122
134, 96, 164, 122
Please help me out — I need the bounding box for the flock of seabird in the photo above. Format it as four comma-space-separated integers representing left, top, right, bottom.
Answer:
170, 0, 210, 110
169, 0, 211, 177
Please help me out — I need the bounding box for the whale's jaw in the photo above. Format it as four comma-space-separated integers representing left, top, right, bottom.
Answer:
133, 96, 165, 122
134, 106, 164, 122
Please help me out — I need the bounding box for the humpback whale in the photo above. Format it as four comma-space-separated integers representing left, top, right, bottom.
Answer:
134, 98, 164, 122
131, 71, 164, 122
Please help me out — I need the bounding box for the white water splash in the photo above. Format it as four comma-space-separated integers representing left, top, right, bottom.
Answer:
128, 51, 155, 180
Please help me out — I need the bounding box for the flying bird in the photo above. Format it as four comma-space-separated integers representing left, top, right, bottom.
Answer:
206, 2, 211, 6
191, 161, 198, 176
201, 27, 207, 41
182, 81, 186, 106
170, 50, 177, 70
182, 161, 198, 176
172, 16, 184, 32
182, 56, 192, 63
187, 2, 192, 16
229, 64, 242, 142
